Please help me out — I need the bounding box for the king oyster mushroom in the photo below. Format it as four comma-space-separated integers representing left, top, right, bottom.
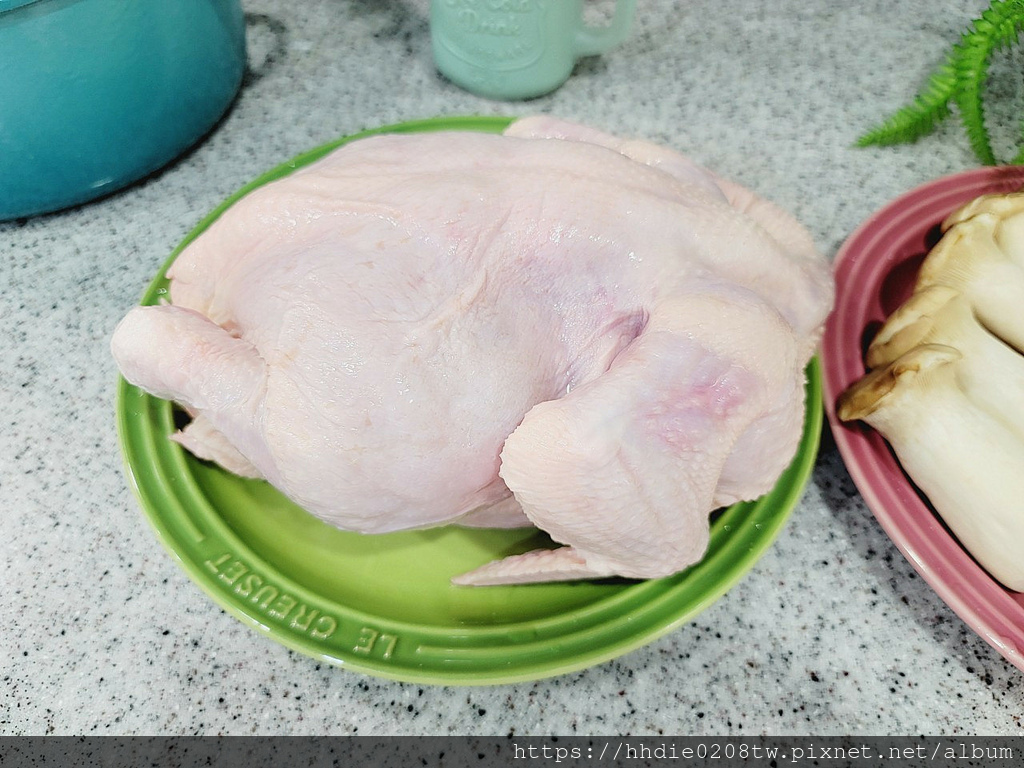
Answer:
839, 343, 1024, 591
838, 190, 1024, 592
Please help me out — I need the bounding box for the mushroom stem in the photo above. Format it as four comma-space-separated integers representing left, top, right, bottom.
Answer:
839, 344, 1024, 591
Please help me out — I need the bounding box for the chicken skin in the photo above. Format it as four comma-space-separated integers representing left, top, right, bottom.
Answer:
112, 117, 832, 585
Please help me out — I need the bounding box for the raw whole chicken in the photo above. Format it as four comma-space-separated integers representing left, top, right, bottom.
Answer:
111, 117, 833, 585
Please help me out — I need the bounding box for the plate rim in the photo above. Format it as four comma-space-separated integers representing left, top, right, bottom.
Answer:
116, 115, 824, 685
821, 166, 1024, 673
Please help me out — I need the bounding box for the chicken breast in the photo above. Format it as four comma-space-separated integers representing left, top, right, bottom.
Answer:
111, 117, 833, 585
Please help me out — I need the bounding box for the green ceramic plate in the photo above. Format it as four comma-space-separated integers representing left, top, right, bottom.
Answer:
116, 116, 823, 685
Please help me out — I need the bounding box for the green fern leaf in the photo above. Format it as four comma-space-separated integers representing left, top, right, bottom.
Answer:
1015, 111, 1024, 163
855, 60, 956, 147
951, 0, 1024, 165
1011, 142, 1024, 165
857, 0, 1024, 164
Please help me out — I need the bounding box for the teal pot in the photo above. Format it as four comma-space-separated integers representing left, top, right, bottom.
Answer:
0, 0, 246, 220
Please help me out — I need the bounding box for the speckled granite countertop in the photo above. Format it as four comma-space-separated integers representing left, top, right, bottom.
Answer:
3, 0, 1022, 737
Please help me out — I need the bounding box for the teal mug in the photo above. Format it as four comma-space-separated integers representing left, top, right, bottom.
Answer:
430, 0, 637, 100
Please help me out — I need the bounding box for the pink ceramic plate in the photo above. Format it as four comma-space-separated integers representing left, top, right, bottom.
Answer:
822, 166, 1024, 673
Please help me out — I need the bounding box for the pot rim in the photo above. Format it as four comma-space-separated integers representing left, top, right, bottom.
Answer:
1, 0, 58, 17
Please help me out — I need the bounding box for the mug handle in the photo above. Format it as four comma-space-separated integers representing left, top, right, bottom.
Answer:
574, 0, 637, 57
